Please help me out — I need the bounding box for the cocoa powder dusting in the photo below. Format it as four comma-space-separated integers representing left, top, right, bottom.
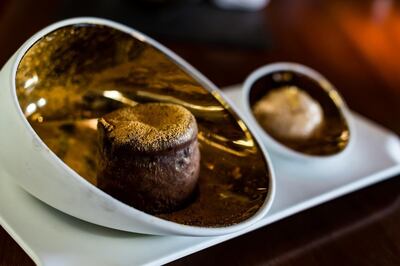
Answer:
99, 103, 196, 152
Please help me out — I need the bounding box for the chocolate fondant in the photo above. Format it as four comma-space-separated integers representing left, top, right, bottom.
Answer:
97, 103, 200, 214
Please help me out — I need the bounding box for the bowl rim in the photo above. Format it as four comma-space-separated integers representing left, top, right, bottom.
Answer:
10, 17, 276, 236
242, 62, 355, 161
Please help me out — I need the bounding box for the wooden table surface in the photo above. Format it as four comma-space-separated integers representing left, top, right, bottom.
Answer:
1, 0, 399, 265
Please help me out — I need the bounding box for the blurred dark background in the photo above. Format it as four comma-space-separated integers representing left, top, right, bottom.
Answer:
0, 1, 400, 265
1, 0, 399, 131
57, 0, 270, 48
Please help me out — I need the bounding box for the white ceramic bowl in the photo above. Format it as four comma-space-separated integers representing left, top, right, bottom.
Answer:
242, 62, 355, 161
0, 17, 275, 236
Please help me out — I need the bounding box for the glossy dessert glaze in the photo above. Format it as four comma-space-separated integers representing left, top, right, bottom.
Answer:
16, 24, 270, 227
97, 104, 200, 214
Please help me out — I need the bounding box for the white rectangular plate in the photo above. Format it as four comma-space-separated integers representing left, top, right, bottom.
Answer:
1, 85, 400, 266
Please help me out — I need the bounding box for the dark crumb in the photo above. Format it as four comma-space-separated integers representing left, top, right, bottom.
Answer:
59, 123, 76, 134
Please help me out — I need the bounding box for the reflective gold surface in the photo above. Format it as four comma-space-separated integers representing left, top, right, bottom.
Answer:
16, 24, 270, 227
249, 71, 350, 156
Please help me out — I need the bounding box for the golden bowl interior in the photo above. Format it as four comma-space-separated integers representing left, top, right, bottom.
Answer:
16, 23, 270, 227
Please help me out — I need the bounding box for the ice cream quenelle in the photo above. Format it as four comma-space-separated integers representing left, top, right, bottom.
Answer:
252, 86, 324, 140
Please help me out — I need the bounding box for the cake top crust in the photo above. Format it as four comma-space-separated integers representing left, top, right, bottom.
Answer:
98, 103, 198, 153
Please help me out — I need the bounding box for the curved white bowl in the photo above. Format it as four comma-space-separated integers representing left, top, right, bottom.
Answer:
242, 62, 356, 162
0, 17, 275, 236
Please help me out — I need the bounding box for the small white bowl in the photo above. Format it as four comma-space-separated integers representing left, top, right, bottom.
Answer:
242, 62, 355, 161
0, 17, 275, 236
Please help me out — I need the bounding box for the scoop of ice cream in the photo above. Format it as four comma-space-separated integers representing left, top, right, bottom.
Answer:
252, 86, 323, 140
